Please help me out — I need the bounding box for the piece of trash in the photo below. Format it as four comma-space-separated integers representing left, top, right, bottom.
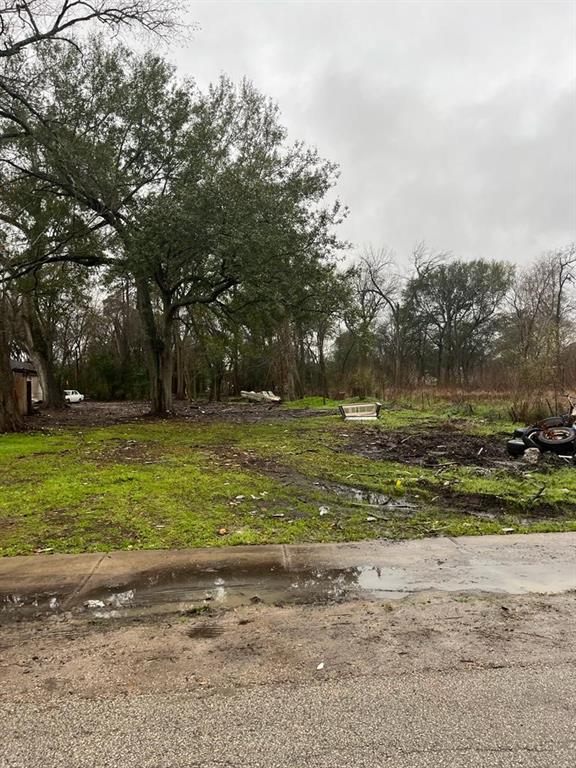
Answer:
34, 548, 53, 554
366, 516, 377, 522
217, 527, 228, 536
316, 662, 325, 670
319, 506, 330, 516
395, 480, 403, 489
271, 513, 285, 518
250, 595, 262, 604
107, 590, 134, 608
501, 527, 515, 533
477, 447, 485, 456
235, 495, 245, 500
522, 448, 541, 465
84, 599, 105, 609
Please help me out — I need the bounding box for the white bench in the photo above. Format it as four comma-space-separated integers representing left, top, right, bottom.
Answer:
339, 402, 382, 421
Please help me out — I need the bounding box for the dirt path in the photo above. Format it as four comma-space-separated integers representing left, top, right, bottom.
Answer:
1, 591, 575, 703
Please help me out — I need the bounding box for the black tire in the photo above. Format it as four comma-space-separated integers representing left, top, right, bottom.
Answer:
507, 439, 527, 457
533, 426, 576, 454
536, 416, 569, 429
522, 427, 541, 448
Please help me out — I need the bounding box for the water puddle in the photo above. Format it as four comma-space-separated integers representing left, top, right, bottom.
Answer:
0, 563, 412, 622
319, 483, 416, 510
2, 541, 574, 623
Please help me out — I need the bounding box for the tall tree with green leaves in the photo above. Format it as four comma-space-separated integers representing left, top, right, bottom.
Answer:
1, 41, 345, 412
406, 259, 514, 385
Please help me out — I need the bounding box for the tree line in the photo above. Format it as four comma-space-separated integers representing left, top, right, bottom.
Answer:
1, 2, 574, 431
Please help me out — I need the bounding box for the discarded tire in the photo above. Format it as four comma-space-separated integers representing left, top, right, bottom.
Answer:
537, 416, 568, 429
506, 438, 527, 457
522, 427, 542, 449
532, 426, 576, 454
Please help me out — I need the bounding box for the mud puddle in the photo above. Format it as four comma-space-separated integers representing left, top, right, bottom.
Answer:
0, 563, 416, 623
318, 482, 417, 510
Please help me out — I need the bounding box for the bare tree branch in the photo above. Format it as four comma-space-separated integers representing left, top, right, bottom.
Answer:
0, 0, 188, 59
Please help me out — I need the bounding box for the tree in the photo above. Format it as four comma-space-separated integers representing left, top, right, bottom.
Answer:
0, 177, 100, 406
0, 0, 181, 59
0, 0, 182, 431
502, 245, 576, 393
1, 42, 344, 413
406, 259, 514, 386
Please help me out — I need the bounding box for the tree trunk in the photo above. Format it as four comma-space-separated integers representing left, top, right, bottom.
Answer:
20, 296, 65, 409
0, 305, 24, 433
317, 329, 328, 402
174, 327, 187, 401
136, 278, 175, 414
33, 352, 63, 409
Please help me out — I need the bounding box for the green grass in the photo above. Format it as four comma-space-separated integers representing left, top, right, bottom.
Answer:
1, 401, 575, 556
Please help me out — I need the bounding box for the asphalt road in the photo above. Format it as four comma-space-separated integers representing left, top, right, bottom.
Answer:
3, 665, 575, 767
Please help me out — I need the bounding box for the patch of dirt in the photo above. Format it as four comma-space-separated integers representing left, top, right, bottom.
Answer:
426, 489, 572, 520
28, 401, 330, 429
345, 422, 514, 469
1, 592, 574, 702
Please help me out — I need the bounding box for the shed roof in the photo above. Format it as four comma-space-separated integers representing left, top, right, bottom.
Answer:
10, 359, 38, 375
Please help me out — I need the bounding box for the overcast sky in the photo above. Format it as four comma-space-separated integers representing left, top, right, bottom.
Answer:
171, 1, 576, 265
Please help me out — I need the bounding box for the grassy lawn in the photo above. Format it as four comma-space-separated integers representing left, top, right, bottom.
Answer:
1, 398, 576, 556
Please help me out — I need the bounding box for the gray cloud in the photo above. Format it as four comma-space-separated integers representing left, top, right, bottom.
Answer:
172, 0, 576, 263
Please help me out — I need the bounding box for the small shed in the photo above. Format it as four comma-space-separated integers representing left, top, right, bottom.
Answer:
10, 359, 42, 415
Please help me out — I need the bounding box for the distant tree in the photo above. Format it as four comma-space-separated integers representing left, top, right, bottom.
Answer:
406, 259, 514, 386
501, 245, 576, 392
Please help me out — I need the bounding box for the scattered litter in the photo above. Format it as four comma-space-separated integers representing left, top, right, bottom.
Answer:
319, 506, 330, 516
84, 599, 105, 609
107, 590, 134, 608
501, 527, 515, 533
366, 516, 377, 522
316, 662, 325, 670
271, 513, 285, 518
250, 595, 262, 604
34, 548, 53, 554
235, 495, 245, 500
217, 527, 228, 536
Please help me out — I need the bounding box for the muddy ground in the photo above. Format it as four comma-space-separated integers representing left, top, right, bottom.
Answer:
1, 591, 575, 703
29, 400, 326, 428
348, 421, 513, 467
